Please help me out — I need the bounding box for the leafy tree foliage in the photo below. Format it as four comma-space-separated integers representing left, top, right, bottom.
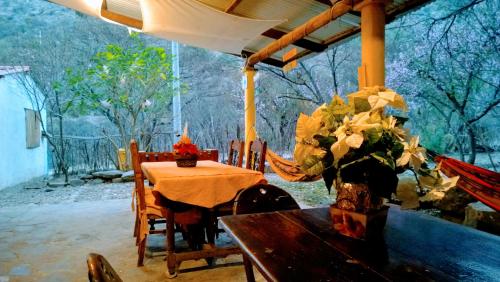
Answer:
68, 34, 174, 165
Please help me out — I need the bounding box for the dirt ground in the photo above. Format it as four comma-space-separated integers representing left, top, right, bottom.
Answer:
0, 173, 333, 208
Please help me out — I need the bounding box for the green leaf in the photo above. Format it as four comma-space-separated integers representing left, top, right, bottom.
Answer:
391, 142, 404, 159
365, 127, 382, 145
370, 152, 395, 170
301, 156, 325, 176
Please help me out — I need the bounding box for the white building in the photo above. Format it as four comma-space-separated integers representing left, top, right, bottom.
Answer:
0, 66, 48, 190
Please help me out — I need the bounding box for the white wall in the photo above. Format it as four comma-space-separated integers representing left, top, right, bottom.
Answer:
0, 74, 47, 190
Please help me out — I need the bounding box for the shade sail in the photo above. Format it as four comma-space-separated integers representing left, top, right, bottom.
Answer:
141, 0, 284, 54
49, 0, 285, 54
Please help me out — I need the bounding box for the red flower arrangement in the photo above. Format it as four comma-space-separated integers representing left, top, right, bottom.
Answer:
173, 143, 199, 157
173, 125, 199, 160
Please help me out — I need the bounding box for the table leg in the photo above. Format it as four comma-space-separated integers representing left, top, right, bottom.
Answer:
243, 253, 255, 282
166, 207, 177, 278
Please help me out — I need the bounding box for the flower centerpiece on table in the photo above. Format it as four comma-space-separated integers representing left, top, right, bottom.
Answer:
173, 125, 199, 167
294, 86, 458, 239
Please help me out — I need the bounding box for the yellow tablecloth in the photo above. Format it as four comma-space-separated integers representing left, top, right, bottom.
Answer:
141, 160, 267, 208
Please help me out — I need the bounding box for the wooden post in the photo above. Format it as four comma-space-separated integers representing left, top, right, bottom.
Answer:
356, 0, 387, 88
244, 67, 256, 157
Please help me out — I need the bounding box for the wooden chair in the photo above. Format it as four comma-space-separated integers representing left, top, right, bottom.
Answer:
227, 140, 245, 167
130, 140, 219, 266
232, 183, 300, 282
87, 253, 122, 282
246, 139, 267, 173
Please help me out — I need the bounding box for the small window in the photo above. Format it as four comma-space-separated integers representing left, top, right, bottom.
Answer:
25, 109, 41, 149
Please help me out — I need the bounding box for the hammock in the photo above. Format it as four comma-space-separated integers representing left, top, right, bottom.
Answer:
265, 149, 321, 182
435, 156, 500, 212
265, 148, 500, 212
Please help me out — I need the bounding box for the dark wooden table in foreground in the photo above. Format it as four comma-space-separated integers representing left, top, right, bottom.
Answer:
221, 205, 500, 282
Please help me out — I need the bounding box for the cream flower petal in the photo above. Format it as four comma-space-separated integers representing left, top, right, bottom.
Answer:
368, 95, 389, 110
396, 152, 410, 167
345, 133, 364, 148
311, 104, 327, 119
410, 154, 423, 171
331, 140, 350, 161
296, 113, 322, 140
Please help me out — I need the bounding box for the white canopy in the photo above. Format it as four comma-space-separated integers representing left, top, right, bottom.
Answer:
50, 0, 285, 54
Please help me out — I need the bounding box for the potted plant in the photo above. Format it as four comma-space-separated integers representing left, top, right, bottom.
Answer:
294, 86, 457, 240
173, 125, 199, 167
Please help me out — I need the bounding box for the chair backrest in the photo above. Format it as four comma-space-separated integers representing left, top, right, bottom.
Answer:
227, 140, 245, 167
246, 139, 267, 173
233, 184, 300, 215
130, 140, 175, 211
87, 253, 122, 282
199, 149, 219, 162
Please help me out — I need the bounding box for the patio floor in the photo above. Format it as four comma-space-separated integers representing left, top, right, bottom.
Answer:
0, 198, 264, 282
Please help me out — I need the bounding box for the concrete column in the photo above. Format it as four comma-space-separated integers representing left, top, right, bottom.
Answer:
244, 67, 256, 156
356, 0, 387, 88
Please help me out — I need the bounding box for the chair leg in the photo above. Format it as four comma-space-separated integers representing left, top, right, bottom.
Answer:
133, 212, 139, 238
243, 254, 255, 282
137, 236, 147, 267
166, 208, 177, 277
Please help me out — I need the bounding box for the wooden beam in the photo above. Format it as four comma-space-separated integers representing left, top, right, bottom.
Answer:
262, 29, 326, 52
225, 0, 243, 13
100, 0, 143, 29
247, 0, 358, 66
241, 51, 285, 68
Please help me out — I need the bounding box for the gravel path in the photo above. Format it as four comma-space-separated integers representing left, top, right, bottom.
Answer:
0, 173, 332, 208
0, 180, 134, 208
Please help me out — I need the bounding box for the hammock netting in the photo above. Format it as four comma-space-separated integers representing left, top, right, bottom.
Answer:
435, 156, 500, 212
266, 149, 500, 212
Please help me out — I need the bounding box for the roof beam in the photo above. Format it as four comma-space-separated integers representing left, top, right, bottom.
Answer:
262, 29, 326, 52
247, 0, 358, 66
100, 0, 143, 29
241, 50, 285, 68
225, 0, 243, 13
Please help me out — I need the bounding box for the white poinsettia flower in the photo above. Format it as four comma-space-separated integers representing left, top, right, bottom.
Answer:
382, 116, 406, 141
367, 90, 408, 111
311, 103, 327, 120
295, 113, 323, 143
294, 110, 328, 165
330, 112, 378, 161
396, 136, 426, 171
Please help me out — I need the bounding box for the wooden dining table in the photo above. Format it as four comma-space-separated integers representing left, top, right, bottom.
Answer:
220, 205, 500, 282
141, 160, 267, 277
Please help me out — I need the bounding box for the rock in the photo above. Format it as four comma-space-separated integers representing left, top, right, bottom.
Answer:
79, 174, 95, 180
47, 181, 66, 188
69, 179, 85, 186
88, 179, 104, 185
121, 170, 134, 182
464, 202, 500, 235
92, 170, 123, 180
436, 187, 476, 216
24, 181, 46, 189
112, 178, 123, 183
